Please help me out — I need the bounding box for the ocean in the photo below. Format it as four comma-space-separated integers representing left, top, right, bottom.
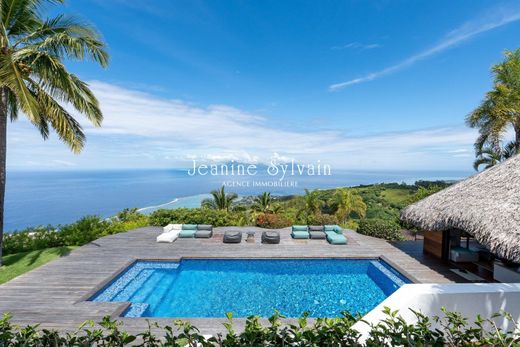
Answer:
4, 168, 471, 232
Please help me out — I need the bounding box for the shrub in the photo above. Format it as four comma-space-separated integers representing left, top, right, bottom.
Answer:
3, 226, 64, 254
2, 210, 150, 255
306, 213, 338, 226
149, 208, 248, 227
255, 213, 292, 229
0, 309, 518, 346
59, 216, 110, 246
357, 219, 403, 241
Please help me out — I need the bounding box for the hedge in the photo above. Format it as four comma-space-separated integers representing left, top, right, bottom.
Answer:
148, 208, 250, 227
2, 209, 149, 255
0, 308, 518, 346
357, 219, 403, 241
255, 213, 292, 229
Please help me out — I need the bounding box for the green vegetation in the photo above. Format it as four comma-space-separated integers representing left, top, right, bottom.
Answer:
467, 48, 520, 171
201, 186, 238, 211
473, 143, 517, 171
357, 219, 403, 241
0, 0, 109, 265
3, 209, 148, 255
0, 246, 76, 284
0, 308, 518, 346
252, 192, 273, 213
332, 188, 367, 224
149, 208, 249, 227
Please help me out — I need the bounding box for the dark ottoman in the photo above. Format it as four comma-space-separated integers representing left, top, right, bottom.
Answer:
309, 225, 326, 239
223, 230, 242, 243
261, 231, 280, 244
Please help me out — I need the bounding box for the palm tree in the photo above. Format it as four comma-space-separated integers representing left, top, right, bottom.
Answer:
473, 141, 517, 171
0, 0, 109, 264
300, 189, 322, 221
252, 192, 272, 213
466, 49, 520, 154
201, 186, 238, 211
331, 188, 366, 224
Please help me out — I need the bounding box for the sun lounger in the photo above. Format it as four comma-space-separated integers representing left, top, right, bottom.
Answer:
291, 225, 309, 239
223, 230, 242, 243
156, 229, 181, 243
324, 225, 347, 245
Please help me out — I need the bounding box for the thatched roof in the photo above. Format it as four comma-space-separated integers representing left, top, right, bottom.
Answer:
401, 154, 520, 262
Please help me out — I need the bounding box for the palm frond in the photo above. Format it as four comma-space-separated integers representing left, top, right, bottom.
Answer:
27, 79, 85, 152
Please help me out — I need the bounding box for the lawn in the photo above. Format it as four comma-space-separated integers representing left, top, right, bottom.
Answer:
380, 188, 415, 205
0, 246, 77, 285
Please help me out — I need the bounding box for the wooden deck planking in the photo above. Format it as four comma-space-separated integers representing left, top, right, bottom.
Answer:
0, 226, 465, 335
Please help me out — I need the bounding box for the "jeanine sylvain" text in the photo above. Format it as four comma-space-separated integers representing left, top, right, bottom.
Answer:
187, 159, 332, 181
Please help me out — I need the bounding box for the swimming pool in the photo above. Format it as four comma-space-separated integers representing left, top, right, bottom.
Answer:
90, 259, 410, 318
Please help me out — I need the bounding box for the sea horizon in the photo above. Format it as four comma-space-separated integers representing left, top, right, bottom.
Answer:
4, 168, 472, 232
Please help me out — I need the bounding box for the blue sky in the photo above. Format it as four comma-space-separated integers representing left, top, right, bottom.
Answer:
7, 0, 520, 171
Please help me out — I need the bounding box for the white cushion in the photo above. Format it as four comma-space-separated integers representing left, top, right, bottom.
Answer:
156, 229, 180, 243
163, 224, 182, 233
163, 224, 174, 233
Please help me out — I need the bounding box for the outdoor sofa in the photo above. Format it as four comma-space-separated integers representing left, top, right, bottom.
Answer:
290, 225, 347, 245
450, 246, 479, 263
156, 224, 213, 243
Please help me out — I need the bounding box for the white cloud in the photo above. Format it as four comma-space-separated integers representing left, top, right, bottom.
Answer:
331, 42, 382, 50
6, 81, 478, 171
329, 5, 520, 91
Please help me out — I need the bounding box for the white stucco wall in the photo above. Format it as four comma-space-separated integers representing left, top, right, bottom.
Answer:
354, 283, 520, 339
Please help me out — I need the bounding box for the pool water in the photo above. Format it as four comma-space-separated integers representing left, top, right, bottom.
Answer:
90, 259, 409, 318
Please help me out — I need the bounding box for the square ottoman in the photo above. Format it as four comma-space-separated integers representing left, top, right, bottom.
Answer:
195, 224, 213, 238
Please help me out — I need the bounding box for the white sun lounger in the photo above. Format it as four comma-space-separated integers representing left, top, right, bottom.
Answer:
157, 229, 181, 243
162, 224, 182, 233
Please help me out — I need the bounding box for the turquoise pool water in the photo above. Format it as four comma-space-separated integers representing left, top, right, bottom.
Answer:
90, 259, 409, 318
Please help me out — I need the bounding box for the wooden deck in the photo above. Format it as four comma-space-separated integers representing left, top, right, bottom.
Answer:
0, 227, 466, 335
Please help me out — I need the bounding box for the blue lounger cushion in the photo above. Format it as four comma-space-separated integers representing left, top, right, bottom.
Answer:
292, 225, 308, 231
291, 231, 310, 239
327, 232, 347, 245
179, 229, 196, 238
182, 224, 198, 230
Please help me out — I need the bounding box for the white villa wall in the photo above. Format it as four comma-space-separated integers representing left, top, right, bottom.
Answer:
354, 283, 520, 339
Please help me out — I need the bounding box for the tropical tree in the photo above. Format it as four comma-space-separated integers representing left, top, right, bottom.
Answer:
296, 189, 323, 222
466, 49, 520, 156
331, 188, 366, 224
0, 0, 109, 264
201, 186, 238, 211
252, 192, 272, 213
473, 141, 517, 171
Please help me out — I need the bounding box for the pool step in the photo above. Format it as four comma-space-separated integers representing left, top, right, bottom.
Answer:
367, 260, 407, 296
123, 303, 150, 318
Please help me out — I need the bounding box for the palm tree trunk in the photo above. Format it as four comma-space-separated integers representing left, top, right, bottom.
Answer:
515, 124, 520, 153
0, 88, 7, 266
